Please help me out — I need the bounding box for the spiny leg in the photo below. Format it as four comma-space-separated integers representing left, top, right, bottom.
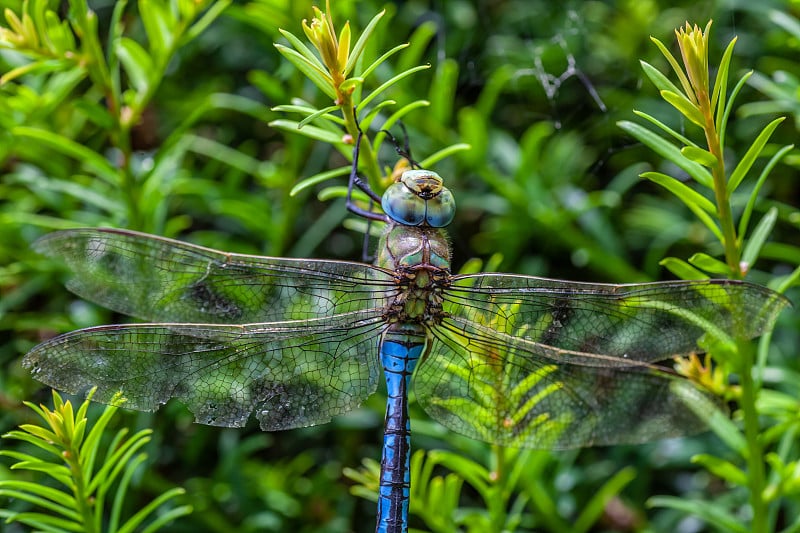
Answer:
346, 115, 386, 221
380, 122, 420, 170
345, 114, 389, 262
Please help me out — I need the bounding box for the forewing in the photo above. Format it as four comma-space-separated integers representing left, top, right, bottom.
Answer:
34, 228, 395, 323
23, 311, 385, 430
416, 317, 722, 449
446, 274, 789, 364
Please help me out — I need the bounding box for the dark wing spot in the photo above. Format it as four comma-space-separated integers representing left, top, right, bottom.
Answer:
540, 298, 574, 347
186, 282, 244, 320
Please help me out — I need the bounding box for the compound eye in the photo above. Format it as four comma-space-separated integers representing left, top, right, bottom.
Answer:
424, 188, 455, 227
382, 182, 426, 226
380, 169, 457, 227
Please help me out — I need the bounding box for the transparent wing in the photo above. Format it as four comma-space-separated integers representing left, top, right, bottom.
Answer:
34, 228, 396, 323
23, 311, 385, 431
416, 317, 722, 449
446, 274, 789, 364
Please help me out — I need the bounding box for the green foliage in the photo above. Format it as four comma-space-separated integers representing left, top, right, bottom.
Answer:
619, 21, 800, 533
346, 446, 637, 533
270, 1, 468, 201
621, 22, 790, 280
0, 389, 190, 532
1, 1, 798, 532
0, 0, 233, 233
739, 9, 800, 130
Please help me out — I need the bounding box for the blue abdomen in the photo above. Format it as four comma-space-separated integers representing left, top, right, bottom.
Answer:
376, 323, 427, 533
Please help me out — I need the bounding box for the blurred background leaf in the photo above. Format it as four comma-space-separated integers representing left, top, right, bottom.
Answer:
2, 1, 798, 532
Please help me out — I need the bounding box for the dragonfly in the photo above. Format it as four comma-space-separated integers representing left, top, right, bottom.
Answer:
23, 151, 789, 533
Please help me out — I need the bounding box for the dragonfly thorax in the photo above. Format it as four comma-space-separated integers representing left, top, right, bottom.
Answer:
381, 169, 455, 227
375, 222, 451, 326
375, 223, 451, 272
385, 265, 449, 324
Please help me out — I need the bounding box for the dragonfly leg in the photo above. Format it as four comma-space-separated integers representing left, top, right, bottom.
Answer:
346, 122, 388, 261
346, 113, 391, 261
380, 122, 420, 170
346, 119, 385, 217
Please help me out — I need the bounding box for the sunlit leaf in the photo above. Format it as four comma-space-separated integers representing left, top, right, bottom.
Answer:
43, 10, 76, 53
0, 391, 188, 531
719, 70, 753, 149
358, 64, 430, 111
639, 171, 721, 239
276, 28, 326, 72
0, 59, 75, 84
359, 42, 410, 81
741, 207, 778, 268
728, 117, 786, 192
290, 165, 351, 196
659, 257, 710, 280
650, 36, 695, 102
116, 37, 153, 92
338, 77, 363, 95
139, 0, 173, 55
640, 60, 685, 97
738, 144, 794, 240
344, 9, 385, 76
681, 146, 717, 167
419, 143, 471, 170
275, 43, 336, 100
0, 481, 78, 510
269, 119, 344, 144
688, 253, 731, 276
661, 90, 705, 127
298, 104, 341, 128
618, 121, 713, 188
632, 110, 697, 149
712, 37, 737, 132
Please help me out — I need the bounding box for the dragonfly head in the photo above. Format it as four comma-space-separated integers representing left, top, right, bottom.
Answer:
381, 169, 456, 227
